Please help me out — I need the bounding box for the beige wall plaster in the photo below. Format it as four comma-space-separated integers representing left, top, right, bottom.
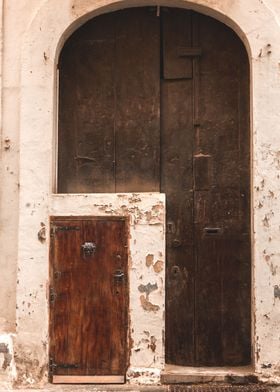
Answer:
0, 0, 280, 387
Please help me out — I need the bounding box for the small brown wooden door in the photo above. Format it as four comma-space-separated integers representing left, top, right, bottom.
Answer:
49, 217, 128, 383
57, 7, 251, 367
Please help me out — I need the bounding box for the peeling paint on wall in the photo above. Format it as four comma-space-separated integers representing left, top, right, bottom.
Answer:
274, 285, 280, 299
0, 344, 12, 370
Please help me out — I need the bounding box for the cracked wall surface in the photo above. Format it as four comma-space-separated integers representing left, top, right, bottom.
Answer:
0, 0, 280, 388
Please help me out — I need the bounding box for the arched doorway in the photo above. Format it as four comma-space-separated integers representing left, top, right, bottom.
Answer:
54, 6, 250, 375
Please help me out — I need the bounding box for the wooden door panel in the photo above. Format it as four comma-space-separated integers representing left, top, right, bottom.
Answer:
163, 10, 250, 366
49, 217, 128, 378
162, 8, 193, 79
115, 8, 160, 192
193, 14, 251, 365
58, 8, 160, 193
161, 74, 195, 363
58, 14, 116, 193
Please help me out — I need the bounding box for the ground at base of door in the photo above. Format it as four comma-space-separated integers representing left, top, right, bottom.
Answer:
1, 384, 277, 392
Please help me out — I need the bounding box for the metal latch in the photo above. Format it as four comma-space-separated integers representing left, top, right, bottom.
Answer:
81, 242, 96, 257
113, 270, 125, 283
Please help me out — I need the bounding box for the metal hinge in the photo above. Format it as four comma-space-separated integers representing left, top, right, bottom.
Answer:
49, 358, 79, 375
50, 224, 80, 237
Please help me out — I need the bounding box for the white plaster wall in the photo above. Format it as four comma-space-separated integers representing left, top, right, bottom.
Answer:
0, 0, 279, 388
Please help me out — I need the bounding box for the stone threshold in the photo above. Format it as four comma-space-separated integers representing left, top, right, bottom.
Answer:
161, 365, 257, 384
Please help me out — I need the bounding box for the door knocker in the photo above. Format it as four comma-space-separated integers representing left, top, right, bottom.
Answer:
81, 242, 96, 257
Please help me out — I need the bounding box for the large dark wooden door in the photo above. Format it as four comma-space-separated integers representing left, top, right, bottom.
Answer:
49, 217, 128, 383
57, 7, 250, 367
162, 10, 251, 366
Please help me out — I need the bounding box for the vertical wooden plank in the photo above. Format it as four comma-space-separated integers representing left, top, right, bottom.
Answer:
162, 8, 193, 79
161, 7, 195, 365
49, 217, 128, 377
193, 13, 251, 365
58, 14, 116, 193
162, 80, 195, 365
114, 8, 160, 192
49, 221, 82, 374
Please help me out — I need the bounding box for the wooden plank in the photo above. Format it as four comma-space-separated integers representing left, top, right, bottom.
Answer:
114, 8, 160, 192
178, 47, 202, 57
193, 13, 251, 366
58, 14, 116, 193
52, 375, 125, 384
162, 9, 195, 365
162, 8, 193, 79
49, 217, 128, 377
161, 79, 195, 365
193, 155, 212, 191
58, 8, 161, 193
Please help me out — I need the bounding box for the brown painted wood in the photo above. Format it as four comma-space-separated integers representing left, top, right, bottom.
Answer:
58, 14, 116, 193
114, 8, 160, 192
162, 10, 250, 366
49, 217, 128, 379
192, 14, 251, 366
161, 78, 195, 364
58, 8, 160, 193
162, 8, 193, 79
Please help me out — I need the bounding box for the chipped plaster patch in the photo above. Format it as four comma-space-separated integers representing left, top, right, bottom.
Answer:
126, 366, 161, 385
0, 334, 16, 381
140, 295, 160, 313
146, 254, 154, 267
153, 260, 164, 273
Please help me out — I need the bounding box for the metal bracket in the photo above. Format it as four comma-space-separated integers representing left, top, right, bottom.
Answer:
49, 358, 79, 375
51, 224, 80, 236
